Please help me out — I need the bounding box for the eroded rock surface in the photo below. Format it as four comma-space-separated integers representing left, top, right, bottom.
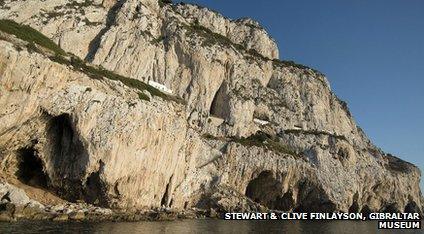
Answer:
0, 0, 422, 219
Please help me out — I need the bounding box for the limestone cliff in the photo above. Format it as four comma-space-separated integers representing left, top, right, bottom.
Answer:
0, 0, 422, 217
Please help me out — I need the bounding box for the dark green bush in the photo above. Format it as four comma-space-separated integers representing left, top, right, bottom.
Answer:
0, 19, 66, 55
158, 0, 172, 7
203, 131, 300, 158
272, 59, 323, 75
283, 129, 347, 141
52, 55, 185, 104
233, 131, 300, 157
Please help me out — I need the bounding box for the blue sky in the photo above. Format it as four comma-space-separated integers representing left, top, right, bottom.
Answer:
180, 0, 424, 189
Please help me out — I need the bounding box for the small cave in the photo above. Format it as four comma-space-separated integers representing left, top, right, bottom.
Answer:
161, 182, 170, 207
348, 193, 360, 213
161, 176, 173, 207
84, 161, 108, 207
209, 82, 230, 119
405, 201, 421, 214
274, 190, 296, 211
85, 171, 102, 205
381, 203, 400, 213
294, 180, 336, 213
360, 205, 372, 216
349, 200, 360, 213
16, 146, 49, 189
245, 171, 292, 210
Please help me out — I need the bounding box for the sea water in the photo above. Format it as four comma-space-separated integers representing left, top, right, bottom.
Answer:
0, 219, 422, 233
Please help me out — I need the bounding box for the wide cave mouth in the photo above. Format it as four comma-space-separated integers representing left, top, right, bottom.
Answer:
245, 171, 291, 210
16, 147, 49, 189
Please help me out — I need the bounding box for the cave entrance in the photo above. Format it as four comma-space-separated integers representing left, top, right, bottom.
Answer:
83, 161, 108, 207
405, 201, 421, 213
245, 171, 291, 210
209, 82, 230, 119
45, 113, 90, 202
49, 113, 77, 159
16, 147, 48, 189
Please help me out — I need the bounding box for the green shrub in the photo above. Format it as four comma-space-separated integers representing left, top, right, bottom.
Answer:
50, 55, 185, 104
187, 23, 236, 48
65, 0, 94, 8
0, 19, 66, 55
283, 129, 347, 141
151, 35, 165, 44
158, 0, 172, 7
138, 92, 150, 101
272, 59, 323, 75
203, 131, 300, 158
233, 131, 300, 157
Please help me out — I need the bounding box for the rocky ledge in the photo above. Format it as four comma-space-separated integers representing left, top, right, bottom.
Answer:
0, 0, 422, 222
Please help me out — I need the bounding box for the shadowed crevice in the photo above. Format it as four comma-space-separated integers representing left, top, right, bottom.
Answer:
161, 176, 173, 207
84, 0, 127, 62
84, 160, 109, 207
210, 81, 230, 119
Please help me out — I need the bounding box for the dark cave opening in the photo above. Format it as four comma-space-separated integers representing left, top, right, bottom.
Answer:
349, 200, 360, 213
45, 113, 91, 202
161, 182, 170, 207
16, 147, 49, 189
360, 205, 372, 216
210, 82, 229, 119
381, 204, 400, 213
85, 171, 103, 205
293, 180, 337, 213
245, 171, 291, 210
83, 160, 108, 207
405, 201, 421, 214
48, 114, 77, 159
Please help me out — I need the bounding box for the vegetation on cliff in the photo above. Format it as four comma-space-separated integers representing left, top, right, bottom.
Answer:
158, 0, 172, 8
0, 19, 184, 104
203, 131, 301, 158
0, 19, 66, 55
184, 21, 323, 76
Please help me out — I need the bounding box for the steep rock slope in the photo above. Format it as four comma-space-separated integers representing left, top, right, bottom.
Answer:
0, 0, 422, 214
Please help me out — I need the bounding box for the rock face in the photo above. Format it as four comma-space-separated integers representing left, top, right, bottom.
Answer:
0, 0, 422, 216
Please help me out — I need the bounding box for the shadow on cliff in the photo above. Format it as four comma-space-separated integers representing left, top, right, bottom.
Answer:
84, 0, 128, 62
